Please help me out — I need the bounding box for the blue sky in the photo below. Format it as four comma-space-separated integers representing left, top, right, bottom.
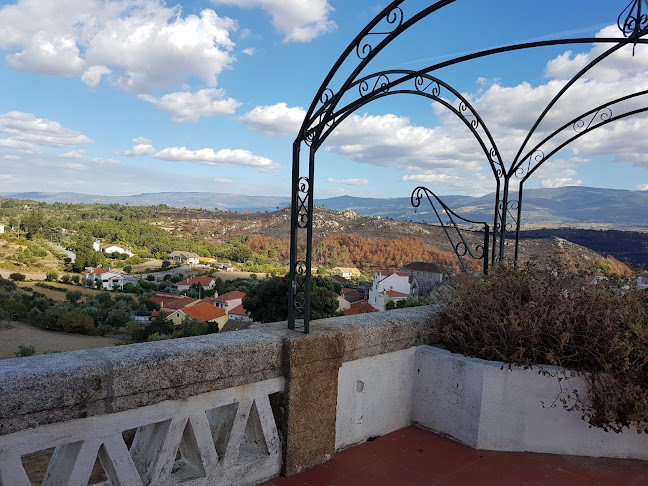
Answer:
0, 0, 647, 199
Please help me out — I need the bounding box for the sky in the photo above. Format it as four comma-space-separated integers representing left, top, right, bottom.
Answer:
1, 0, 648, 199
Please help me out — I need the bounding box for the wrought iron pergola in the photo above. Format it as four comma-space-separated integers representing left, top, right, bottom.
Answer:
289, 0, 648, 332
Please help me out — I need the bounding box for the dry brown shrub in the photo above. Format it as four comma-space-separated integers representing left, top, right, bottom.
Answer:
434, 260, 648, 433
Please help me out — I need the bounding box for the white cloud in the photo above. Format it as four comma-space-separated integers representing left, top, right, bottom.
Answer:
81, 65, 111, 87
91, 157, 122, 166
242, 47, 255, 56
0, 1, 238, 93
139, 88, 240, 122
327, 178, 368, 186
154, 147, 279, 172
0, 111, 93, 148
62, 149, 85, 159
118, 137, 156, 157
1, 154, 20, 160
240, 102, 306, 136
63, 161, 87, 170
637, 184, 648, 191
6, 32, 85, 76
214, 176, 233, 183
545, 26, 648, 82
211, 0, 336, 42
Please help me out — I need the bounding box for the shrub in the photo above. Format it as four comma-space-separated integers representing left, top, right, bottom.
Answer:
57, 312, 95, 334
9, 273, 26, 282
16, 344, 35, 357
45, 271, 58, 282
434, 260, 648, 433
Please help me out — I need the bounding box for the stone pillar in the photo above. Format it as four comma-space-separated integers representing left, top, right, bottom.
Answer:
280, 331, 344, 476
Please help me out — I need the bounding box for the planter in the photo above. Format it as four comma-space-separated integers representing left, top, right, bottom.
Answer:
412, 345, 648, 460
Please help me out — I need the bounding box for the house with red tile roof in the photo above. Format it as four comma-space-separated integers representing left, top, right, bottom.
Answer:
343, 299, 379, 316
167, 302, 227, 329
340, 288, 364, 304
150, 293, 199, 312
210, 291, 246, 311
175, 276, 216, 293
368, 270, 418, 311
227, 303, 251, 322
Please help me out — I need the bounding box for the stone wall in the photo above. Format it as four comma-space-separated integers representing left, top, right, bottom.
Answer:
0, 306, 437, 485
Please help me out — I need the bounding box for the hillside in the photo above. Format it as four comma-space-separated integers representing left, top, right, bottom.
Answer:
4, 186, 648, 227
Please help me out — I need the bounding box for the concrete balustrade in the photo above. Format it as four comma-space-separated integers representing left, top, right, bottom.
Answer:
0, 306, 436, 485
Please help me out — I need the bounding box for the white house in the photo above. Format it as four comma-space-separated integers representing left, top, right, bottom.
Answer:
168, 251, 200, 265
638, 272, 648, 290
93, 240, 134, 257
0, 223, 4, 234
80, 267, 124, 291
368, 271, 418, 311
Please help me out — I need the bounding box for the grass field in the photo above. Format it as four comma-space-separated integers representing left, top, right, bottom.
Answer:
15, 281, 101, 301
0, 322, 123, 359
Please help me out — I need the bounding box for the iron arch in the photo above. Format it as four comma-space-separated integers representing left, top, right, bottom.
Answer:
289, 0, 648, 332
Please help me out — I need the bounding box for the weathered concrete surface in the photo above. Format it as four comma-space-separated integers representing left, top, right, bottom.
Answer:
0, 329, 283, 435
279, 330, 344, 476
336, 348, 417, 450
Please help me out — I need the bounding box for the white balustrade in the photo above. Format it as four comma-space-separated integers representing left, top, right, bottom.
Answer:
0, 377, 284, 486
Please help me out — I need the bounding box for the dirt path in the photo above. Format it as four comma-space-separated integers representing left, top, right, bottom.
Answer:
0, 322, 123, 359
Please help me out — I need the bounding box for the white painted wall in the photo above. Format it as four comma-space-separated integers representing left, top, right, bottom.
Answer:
412, 346, 648, 460
335, 347, 416, 450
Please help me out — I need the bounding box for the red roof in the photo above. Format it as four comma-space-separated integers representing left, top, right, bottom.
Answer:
344, 300, 379, 316
81, 268, 109, 275
386, 290, 408, 298
177, 277, 214, 286
151, 295, 198, 310
214, 291, 246, 302
180, 303, 226, 322
228, 304, 249, 316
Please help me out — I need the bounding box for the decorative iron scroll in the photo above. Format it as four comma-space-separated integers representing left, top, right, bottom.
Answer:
411, 186, 490, 276
296, 177, 310, 229
356, 6, 405, 59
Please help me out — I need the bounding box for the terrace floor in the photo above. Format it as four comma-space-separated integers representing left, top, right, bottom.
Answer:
261, 426, 648, 486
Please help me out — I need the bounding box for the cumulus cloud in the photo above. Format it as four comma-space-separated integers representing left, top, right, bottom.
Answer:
637, 184, 648, 191
62, 149, 85, 159
327, 178, 368, 186
242, 47, 255, 56
91, 157, 122, 166
117, 137, 155, 157
214, 176, 233, 183
81, 65, 111, 87
211, 0, 336, 42
139, 88, 241, 122
240, 102, 306, 136
0, 111, 93, 148
154, 147, 279, 172
0, 1, 238, 93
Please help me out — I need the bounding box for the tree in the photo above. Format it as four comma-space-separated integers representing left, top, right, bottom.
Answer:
73, 230, 103, 272
45, 271, 58, 282
9, 273, 26, 282
243, 276, 338, 323
65, 290, 83, 305
161, 261, 171, 270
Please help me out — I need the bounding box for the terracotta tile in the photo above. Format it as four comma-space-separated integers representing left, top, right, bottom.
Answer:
347, 460, 438, 486
271, 465, 345, 486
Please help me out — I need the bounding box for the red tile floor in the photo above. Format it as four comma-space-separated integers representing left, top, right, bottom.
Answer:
259, 426, 648, 486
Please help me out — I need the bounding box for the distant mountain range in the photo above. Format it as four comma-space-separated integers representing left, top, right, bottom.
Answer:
2, 186, 648, 227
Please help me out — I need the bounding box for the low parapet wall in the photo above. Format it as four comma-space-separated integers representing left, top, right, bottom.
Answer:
412, 346, 648, 460
0, 306, 437, 485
